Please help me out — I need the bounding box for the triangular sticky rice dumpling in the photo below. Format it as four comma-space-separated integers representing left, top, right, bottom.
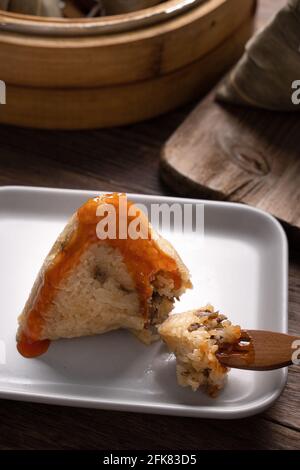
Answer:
17, 193, 192, 357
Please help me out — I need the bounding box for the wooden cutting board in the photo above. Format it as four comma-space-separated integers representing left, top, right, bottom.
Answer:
161, 0, 300, 232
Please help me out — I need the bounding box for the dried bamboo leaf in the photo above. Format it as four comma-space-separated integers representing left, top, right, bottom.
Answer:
216, 0, 300, 111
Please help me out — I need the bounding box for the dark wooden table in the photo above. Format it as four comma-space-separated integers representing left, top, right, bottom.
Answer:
0, 0, 299, 450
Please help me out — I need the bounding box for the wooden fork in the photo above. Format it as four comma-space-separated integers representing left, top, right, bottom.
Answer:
216, 330, 300, 371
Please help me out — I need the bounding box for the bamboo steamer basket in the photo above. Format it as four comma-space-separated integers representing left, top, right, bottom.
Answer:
0, 0, 257, 129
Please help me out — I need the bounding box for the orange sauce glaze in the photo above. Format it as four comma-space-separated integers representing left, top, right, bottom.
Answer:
17, 194, 182, 358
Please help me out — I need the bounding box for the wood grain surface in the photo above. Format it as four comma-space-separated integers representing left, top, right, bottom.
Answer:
161, 0, 300, 231
161, 92, 300, 230
0, 0, 299, 451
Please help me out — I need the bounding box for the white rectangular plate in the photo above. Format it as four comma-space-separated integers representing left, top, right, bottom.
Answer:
0, 186, 288, 419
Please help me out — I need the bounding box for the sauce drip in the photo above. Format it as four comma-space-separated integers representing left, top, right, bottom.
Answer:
17, 332, 50, 358
17, 194, 182, 358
